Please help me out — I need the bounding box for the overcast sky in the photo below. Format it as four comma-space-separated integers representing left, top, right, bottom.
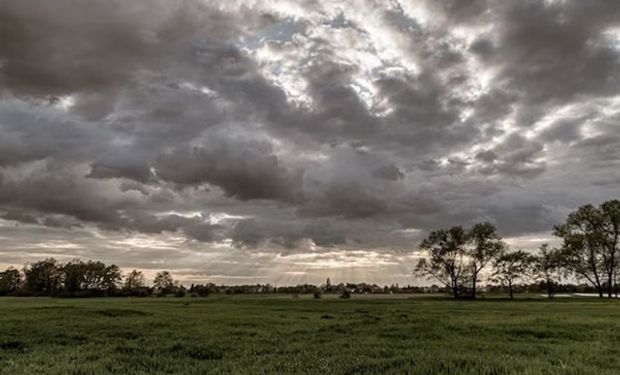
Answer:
0, 0, 619, 285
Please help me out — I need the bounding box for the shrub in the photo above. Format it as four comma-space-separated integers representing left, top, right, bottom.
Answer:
340, 289, 351, 299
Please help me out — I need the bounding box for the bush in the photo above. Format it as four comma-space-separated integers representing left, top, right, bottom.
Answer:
175, 288, 187, 298
313, 290, 322, 299
133, 287, 151, 297
340, 289, 351, 299
192, 285, 210, 297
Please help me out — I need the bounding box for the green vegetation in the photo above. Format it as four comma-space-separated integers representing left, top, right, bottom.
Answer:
1, 296, 619, 374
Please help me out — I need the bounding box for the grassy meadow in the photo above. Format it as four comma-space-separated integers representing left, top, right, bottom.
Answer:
0, 296, 619, 374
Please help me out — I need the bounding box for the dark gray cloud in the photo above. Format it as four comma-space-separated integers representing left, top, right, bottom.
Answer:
154, 133, 303, 202
1, 0, 620, 281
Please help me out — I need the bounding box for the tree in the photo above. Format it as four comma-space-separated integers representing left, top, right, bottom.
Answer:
174, 285, 187, 298
153, 271, 175, 294
554, 201, 620, 298
467, 222, 504, 299
415, 226, 468, 298
0, 267, 22, 295
24, 258, 62, 296
99, 264, 122, 293
600, 200, 620, 297
531, 244, 562, 298
62, 260, 88, 295
58, 260, 122, 296
190, 283, 213, 297
492, 250, 532, 299
325, 278, 332, 292
124, 270, 145, 290
82, 261, 122, 293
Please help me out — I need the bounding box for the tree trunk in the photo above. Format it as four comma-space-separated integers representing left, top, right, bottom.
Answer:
614, 269, 618, 298
592, 265, 604, 298
451, 277, 458, 299
472, 276, 477, 300
609, 253, 615, 298
508, 281, 514, 300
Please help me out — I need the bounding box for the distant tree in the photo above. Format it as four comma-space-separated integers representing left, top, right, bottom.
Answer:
57, 260, 122, 296
124, 270, 145, 290
339, 289, 351, 299
174, 285, 187, 298
492, 250, 533, 299
191, 284, 212, 297
0, 267, 22, 295
415, 226, 468, 298
467, 222, 505, 299
325, 278, 332, 292
81, 261, 122, 293
313, 289, 322, 299
554, 201, 620, 298
24, 258, 62, 296
62, 260, 88, 295
531, 244, 563, 298
99, 264, 122, 293
153, 271, 175, 294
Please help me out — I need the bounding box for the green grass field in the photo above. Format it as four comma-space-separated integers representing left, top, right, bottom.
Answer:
0, 296, 619, 374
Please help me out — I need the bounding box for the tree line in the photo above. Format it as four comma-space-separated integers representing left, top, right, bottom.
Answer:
415, 199, 620, 299
1, 199, 618, 299
0, 258, 190, 298
0, 260, 431, 298
0, 259, 426, 298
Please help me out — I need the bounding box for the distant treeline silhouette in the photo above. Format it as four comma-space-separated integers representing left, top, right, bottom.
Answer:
0, 259, 606, 299
1, 200, 619, 299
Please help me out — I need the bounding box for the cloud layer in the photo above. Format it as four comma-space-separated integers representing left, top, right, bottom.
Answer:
0, 0, 619, 283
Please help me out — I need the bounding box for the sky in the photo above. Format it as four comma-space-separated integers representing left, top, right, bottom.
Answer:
0, 0, 619, 285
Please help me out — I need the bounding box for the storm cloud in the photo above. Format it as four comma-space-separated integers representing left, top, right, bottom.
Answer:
0, 0, 619, 284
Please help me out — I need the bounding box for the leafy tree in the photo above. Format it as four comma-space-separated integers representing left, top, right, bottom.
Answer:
416, 226, 468, 298
190, 283, 213, 297
554, 200, 620, 298
467, 222, 504, 299
153, 271, 175, 294
58, 260, 122, 296
124, 270, 146, 290
100, 264, 122, 293
24, 258, 62, 295
62, 260, 88, 295
531, 244, 562, 298
81, 261, 122, 292
0, 267, 22, 295
492, 250, 533, 299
